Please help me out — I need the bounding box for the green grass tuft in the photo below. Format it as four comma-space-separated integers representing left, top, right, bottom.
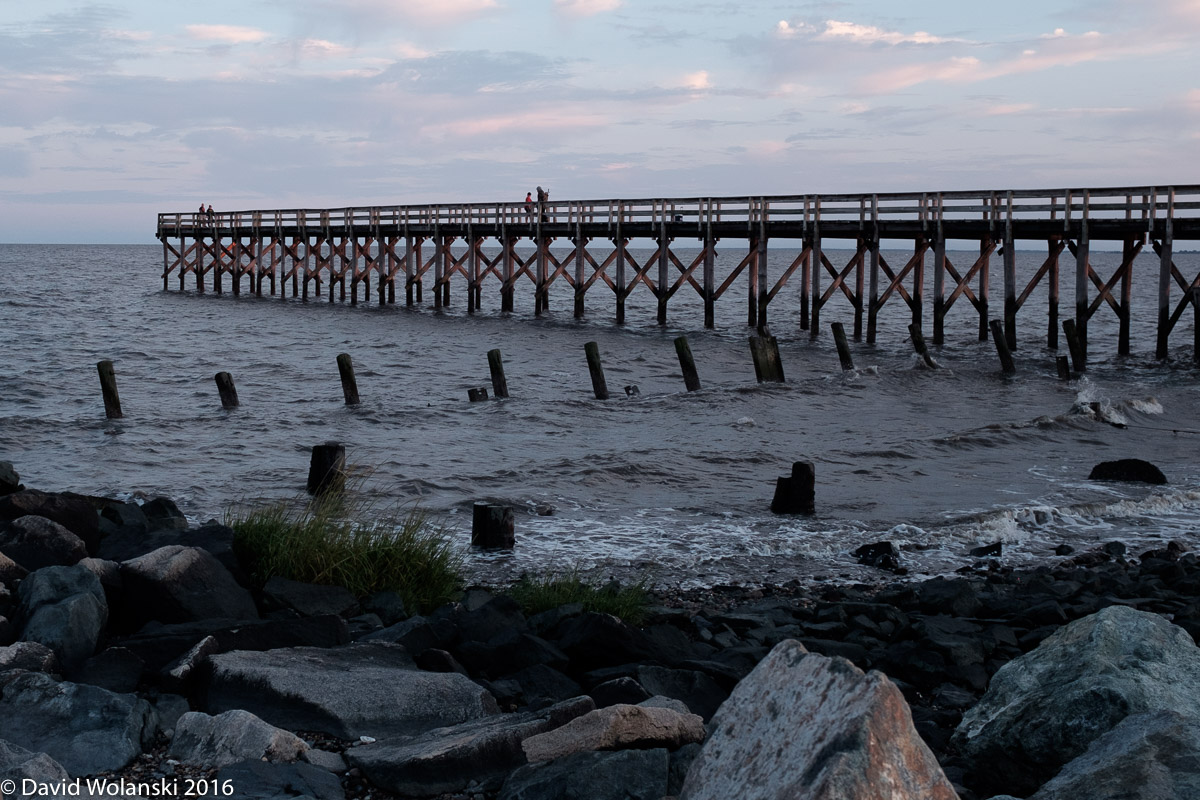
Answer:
229, 493, 462, 614
507, 570, 649, 626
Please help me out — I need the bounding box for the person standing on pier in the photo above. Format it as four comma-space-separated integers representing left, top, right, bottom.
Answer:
206, 204, 215, 225
525, 192, 534, 222
536, 186, 547, 223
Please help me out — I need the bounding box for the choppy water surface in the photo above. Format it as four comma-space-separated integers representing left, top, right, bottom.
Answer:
2, 243, 1198, 589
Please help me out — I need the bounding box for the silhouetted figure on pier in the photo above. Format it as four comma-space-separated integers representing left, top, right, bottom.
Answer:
525, 192, 534, 222
206, 204, 215, 226
537, 186, 548, 223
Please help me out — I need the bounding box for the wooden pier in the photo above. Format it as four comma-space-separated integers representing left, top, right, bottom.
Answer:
157, 186, 1200, 361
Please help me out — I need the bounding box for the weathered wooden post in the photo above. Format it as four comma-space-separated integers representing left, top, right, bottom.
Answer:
1056, 355, 1072, 380
97, 360, 123, 419
908, 323, 937, 369
584, 341, 610, 400
1063, 319, 1086, 373
487, 349, 510, 398
749, 335, 784, 382
468, 387, 489, 402
770, 461, 815, 514
307, 442, 345, 496
472, 502, 514, 548
674, 336, 702, 391
214, 372, 239, 408
831, 322, 854, 371
989, 320, 1016, 373
336, 353, 360, 405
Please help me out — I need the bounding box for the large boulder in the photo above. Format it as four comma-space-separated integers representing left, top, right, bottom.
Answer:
0, 516, 89, 571
0, 738, 72, 798
202, 642, 498, 739
18, 565, 108, 670
0, 461, 20, 495
0, 551, 26, 585
347, 696, 594, 797
214, 760, 345, 800
118, 545, 257, 629
0, 491, 100, 553
1020, 710, 1200, 800
952, 605, 1200, 797
1089, 458, 1167, 484
0, 642, 61, 674
681, 640, 957, 800
522, 703, 705, 763
500, 748, 670, 800
169, 710, 309, 769
0, 672, 156, 776
636, 665, 727, 720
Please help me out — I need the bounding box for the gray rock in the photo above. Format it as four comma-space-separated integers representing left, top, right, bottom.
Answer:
639, 695, 692, 715
0, 551, 26, 585
162, 634, 220, 692
262, 576, 359, 618
0, 516, 88, 571
18, 565, 108, 670
0, 672, 156, 776
636, 665, 727, 720
0, 491, 100, 554
522, 703, 705, 763
301, 748, 347, 774
203, 642, 498, 739
681, 640, 957, 800
0, 642, 61, 674
347, 696, 595, 796
0, 738, 71, 800
363, 590, 408, 626
214, 760, 345, 800
141, 497, 188, 531
169, 710, 309, 768
953, 605, 1200, 797
120, 545, 258, 627
0, 461, 19, 495
500, 748, 670, 800
153, 693, 192, 735
1023, 711, 1200, 800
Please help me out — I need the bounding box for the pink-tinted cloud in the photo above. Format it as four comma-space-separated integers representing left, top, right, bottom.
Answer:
553, 0, 622, 17
184, 24, 270, 44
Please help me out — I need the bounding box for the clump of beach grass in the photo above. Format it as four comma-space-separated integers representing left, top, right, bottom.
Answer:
229, 492, 462, 614
507, 569, 649, 626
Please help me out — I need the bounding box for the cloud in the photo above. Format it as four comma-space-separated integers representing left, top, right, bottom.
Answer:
819, 20, 963, 46
554, 0, 622, 17
985, 103, 1035, 115
682, 70, 710, 90
184, 25, 270, 44
419, 108, 608, 139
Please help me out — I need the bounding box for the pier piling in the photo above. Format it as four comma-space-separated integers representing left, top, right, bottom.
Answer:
307, 442, 346, 496
337, 353, 360, 405
214, 371, 239, 408
831, 322, 854, 371
487, 349, 510, 398
989, 320, 1017, 373
97, 360, 123, 420
674, 336, 702, 392
584, 341, 610, 400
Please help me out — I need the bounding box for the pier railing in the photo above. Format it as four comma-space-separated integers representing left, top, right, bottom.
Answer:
156, 185, 1200, 364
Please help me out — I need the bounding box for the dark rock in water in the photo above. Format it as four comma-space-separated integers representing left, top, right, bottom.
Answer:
0, 516, 89, 571
0, 671, 157, 777
770, 461, 815, 515
970, 542, 1003, 558
1019, 710, 1200, 800
70, 646, 144, 693
854, 541, 903, 572
118, 545, 258, 630
262, 576, 359, 619
0, 461, 21, 495
0, 490, 100, 554
1089, 458, 1167, 484
18, 565, 108, 670
348, 696, 594, 797
1103, 541, 1128, 558
141, 497, 188, 531
590, 676, 651, 708
1055, 544, 1075, 556
201, 641, 498, 739
215, 759, 345, 800
500, 748, 669, 800
953, 605, 1200, 798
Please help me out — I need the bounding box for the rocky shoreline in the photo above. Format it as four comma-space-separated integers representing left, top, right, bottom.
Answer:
3, 460, 1200, 799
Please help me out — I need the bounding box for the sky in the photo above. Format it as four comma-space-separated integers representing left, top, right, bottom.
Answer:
1, 0, 1198, 243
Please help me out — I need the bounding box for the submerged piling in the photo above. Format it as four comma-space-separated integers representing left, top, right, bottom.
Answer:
584, 341, 610, 400
214, 371, 239, 408
336, 353, 360, 405
989, 320, 1016, 373
749, 335, 784, 382
97, 360, 123, 419
674, 336, 702, 392
908, 323, 937, 369
487, 349, 510, 398
770, 461, 815, 514
1063, 319, 1086, 373
307, 442, 346, 496
472, 502, 515, 548
831, 322, 854, 371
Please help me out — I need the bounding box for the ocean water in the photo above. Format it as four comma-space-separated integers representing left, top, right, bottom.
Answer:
2, 242, 1198, 589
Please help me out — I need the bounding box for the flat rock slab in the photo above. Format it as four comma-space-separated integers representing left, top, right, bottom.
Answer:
953, 605, 1200, 797
169, 710, 309, 769
202, 642, 499, 739
499, 748, 670, 800
215, 759, 345, 800
681, 639, 957, 800
0, 672, 156, 777
523, 703, 705, 763
1023, 710, 1200, 800
348, 696, 595, 797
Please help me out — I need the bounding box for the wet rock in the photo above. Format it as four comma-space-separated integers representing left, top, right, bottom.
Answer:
118, 545, 258, 630
0, 516, 89, 571
1021, 710, 1200, 800
1089, 458, 1167, 484
0, 671, 156, 776
261, 576, 359, 619
0, 491, 100, 554
214, 759, 345, 800
347, 696, 594, 796
680, 640, 957, 800
500, 748, 669, 800
169, 709, 309, 768
0, 461, 20, 495
970, 542, 1002, 558
202, 642, 498, 739
18, 565, 108, 670
0, 641, 61, 674
1055, 544, 1075, 556
953, 605, 1200, 797
141, 497, 188, 531
854, 541, 902, 572
522, 703, 705, 763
